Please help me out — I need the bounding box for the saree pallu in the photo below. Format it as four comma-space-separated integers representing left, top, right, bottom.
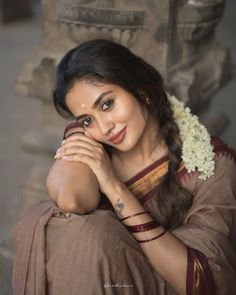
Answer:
12, 137, 236, 294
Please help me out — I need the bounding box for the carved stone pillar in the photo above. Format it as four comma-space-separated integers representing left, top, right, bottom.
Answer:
16, 0, 231, 207
171, 0, 230, 111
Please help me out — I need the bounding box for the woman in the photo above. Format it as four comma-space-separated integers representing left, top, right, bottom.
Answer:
13, 39, 236, 295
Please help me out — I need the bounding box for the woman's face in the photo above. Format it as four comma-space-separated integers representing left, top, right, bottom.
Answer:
65, 79, 150, 152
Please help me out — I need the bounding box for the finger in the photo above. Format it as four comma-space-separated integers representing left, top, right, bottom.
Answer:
58, 146, 96, 158
66, 126, 84, 134
59, 140, 95, 153
62, 153, 95, 168
59, 140, 104, 158
65, 130, 84, 139
64, 122, 84, 138
64, 133, 101, 147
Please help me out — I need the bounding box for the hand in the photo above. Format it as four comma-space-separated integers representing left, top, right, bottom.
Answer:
64, 124, 85, 139
55, 133, 118, 195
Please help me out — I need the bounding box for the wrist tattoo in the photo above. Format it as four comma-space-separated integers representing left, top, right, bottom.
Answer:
114, 198, 125, 218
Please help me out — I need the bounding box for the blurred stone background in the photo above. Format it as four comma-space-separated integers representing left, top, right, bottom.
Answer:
0, 0, 235, 294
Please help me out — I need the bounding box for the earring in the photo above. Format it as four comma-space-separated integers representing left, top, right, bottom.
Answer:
145, 97, 150, 105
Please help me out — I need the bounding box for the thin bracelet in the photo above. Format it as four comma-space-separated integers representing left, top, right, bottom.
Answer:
137, 229, 167, 243
63, 121, 83, 139
64, 121, 83, 133
125, 220, 160, 233
64, 131, 84, 140
120, 211, 148, 222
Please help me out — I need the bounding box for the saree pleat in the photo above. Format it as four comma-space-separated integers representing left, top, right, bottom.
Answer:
12, 137, 236, 294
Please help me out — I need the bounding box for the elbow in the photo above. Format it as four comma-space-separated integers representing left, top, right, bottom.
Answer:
46, 180, 92, 214
46, 170, 100, 214
46, 175, 59, 202
56, 192, 99, 215
56, 197, 87, 214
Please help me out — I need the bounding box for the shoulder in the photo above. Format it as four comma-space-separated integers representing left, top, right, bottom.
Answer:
211, 136, 236, 181
179, 136, 236, 178
211, 136, 236, 161
174, 138, 236, 237
177, 136, 236, 195
201, 136, 236, 185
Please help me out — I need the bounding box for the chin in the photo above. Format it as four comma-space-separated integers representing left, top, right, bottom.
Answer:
113, 139, 139, 152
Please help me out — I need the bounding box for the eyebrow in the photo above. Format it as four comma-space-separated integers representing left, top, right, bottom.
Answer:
75, 90, 113, 121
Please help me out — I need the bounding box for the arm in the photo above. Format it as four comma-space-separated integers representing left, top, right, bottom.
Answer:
46, 159, 100, 214
104, 181, 188, 295
172, 153, 236, 295
105, 152, 236, 295
47, 123, 101, 214
56, 132, 187, 293
53, 130, 236, 294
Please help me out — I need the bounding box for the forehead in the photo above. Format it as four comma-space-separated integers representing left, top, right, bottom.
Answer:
65, 79, 120, 117
67, 79, 102, 98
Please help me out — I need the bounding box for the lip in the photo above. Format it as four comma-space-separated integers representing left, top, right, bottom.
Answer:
108, 127, 127, 144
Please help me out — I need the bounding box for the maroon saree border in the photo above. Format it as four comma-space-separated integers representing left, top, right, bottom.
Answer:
178, 136, 236, 180
125, 155, 169, 187
124, 136, 235, 204
186, 247, 216, 295
186, 247, 194, 295
211, 136, 236, 161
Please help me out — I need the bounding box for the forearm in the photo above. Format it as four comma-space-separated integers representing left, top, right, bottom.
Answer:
105, 181, 187, 295
47, 159, 101, 214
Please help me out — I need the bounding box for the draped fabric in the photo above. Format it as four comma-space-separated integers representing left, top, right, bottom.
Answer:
186, 248, 216, 295
12, 137, 236, 294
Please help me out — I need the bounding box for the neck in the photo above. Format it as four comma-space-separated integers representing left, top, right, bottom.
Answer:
113, 116, 168, 165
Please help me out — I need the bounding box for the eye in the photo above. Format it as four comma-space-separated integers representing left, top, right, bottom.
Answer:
81, 116, 93, 127
101, 99, 114, 111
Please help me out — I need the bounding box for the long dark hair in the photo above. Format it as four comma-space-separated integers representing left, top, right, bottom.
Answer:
53, 39, 192, 229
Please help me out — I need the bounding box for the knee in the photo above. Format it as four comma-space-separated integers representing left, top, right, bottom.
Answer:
84, 212, 138, 249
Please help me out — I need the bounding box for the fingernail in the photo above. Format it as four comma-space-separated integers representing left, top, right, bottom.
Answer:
61, 140, 65, 145
56, 148, 61, 154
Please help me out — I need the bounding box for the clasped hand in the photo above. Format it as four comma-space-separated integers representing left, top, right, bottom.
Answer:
55, 132, 118, 195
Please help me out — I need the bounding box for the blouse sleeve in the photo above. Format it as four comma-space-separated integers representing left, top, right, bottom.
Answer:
172, 151, 236, 295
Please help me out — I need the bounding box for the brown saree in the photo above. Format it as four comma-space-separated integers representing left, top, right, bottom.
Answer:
12, 137, 236, 295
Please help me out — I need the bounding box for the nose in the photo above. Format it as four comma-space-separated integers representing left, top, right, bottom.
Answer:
97, 116, 115, 136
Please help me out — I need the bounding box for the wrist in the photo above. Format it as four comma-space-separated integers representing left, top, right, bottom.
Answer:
103, 179, 125, 198
63, 121, 84, 139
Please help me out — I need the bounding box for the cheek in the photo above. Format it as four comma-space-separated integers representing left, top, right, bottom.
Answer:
112, 107, 132, 122
85, 129, 100, 141
128, 104, 148, 127
114, 100, 144, 123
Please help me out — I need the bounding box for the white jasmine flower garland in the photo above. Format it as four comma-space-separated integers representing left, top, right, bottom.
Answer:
167, 94, 215, 180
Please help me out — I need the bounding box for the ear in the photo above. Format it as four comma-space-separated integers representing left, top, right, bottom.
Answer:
137, 89, 149, 105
